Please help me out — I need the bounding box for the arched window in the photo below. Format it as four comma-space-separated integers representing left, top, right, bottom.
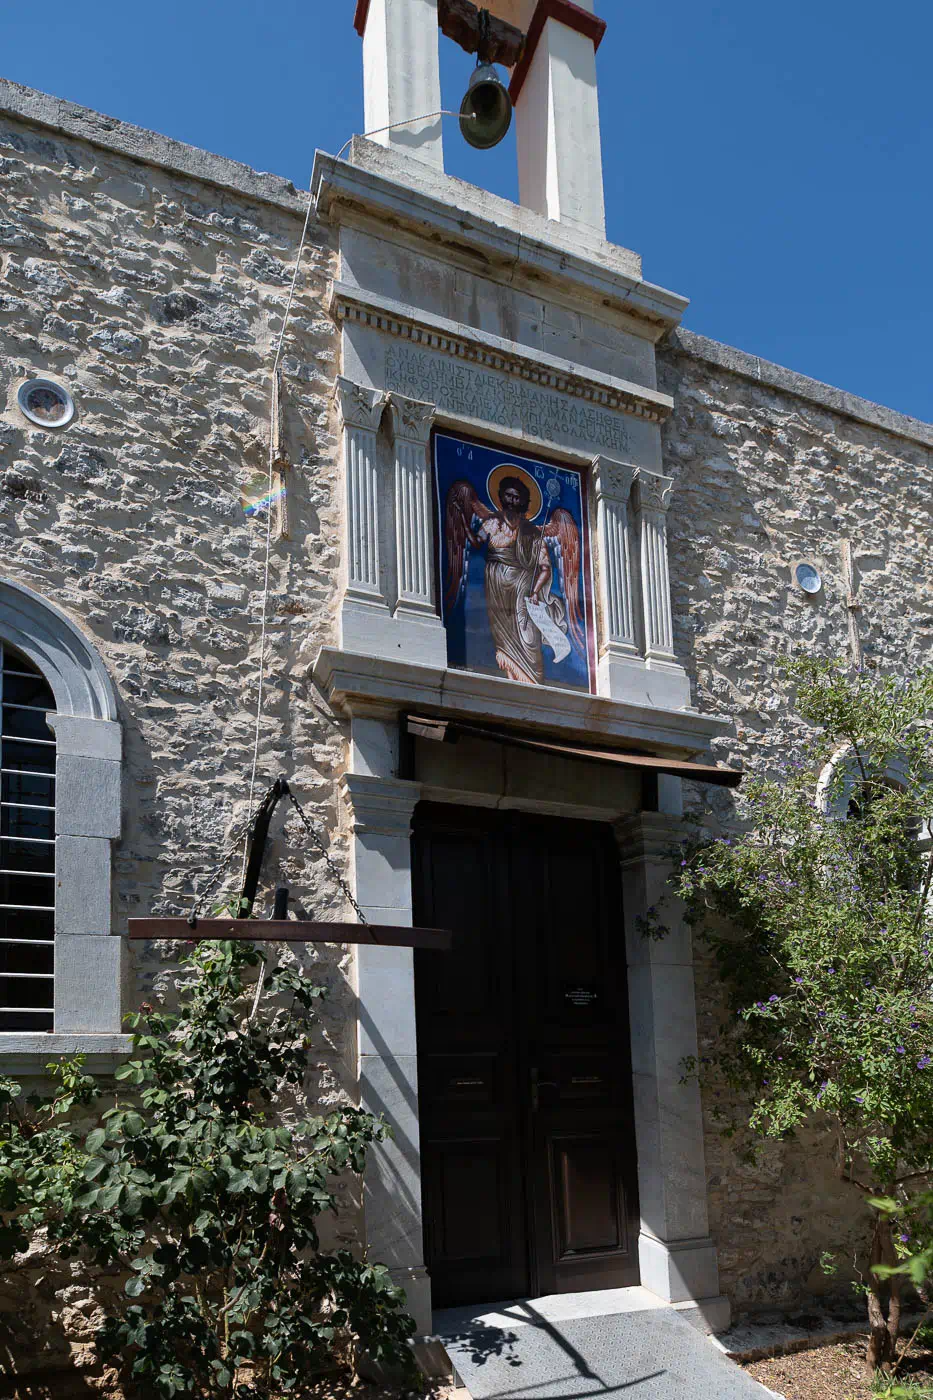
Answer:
0, 643, 56, 1030
0, 578, 123, 1067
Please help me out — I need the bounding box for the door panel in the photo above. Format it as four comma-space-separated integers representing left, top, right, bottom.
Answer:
414, 803, 639, 1307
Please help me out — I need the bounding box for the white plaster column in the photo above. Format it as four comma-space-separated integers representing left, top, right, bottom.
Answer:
335, 377, 392, 655
360, 0, 444, 170
616, 813, 729, 1333
341, 720, 431, 1334
632, 468, 691, 709
388, 394, 440, 623
593, 454, 642, 700
513, 0, 607, 238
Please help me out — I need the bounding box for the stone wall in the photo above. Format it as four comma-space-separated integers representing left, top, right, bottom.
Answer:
0, 104, 361, 1375
658, 331, 933, 1312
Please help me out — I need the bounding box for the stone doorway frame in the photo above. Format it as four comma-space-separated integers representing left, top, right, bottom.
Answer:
315, 649, 730, 1337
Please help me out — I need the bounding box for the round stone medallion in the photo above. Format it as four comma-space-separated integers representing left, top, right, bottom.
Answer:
16, 378, 75, 428
794, 561, 823, 594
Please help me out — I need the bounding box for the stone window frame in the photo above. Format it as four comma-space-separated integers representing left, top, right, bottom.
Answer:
816, 743, 909, 821
0, 578, 126, 1074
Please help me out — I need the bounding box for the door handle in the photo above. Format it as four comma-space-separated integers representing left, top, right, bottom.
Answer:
530, 1066, 558, 1112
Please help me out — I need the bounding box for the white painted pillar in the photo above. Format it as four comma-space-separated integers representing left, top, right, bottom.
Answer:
361, 0, 444, 170
388, 394, 438, 621
593, 454, 641, 699
631, 468, 692, 708
513, 0, 607, 237
341, 725, 431, 1335
335, 378, 390, 652
616, 813, 730, 1333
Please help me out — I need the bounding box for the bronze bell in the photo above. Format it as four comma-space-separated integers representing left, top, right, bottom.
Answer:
459, 62, 513, 150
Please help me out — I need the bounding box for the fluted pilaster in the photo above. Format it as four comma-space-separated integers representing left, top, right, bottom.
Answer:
389, 394, 437, 617
593, 455, 637, 657
633, 468, 676, 664
335, 377, 387, 603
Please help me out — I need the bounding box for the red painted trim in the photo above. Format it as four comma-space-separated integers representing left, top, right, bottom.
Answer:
509, 0, 606, 104
353, 0, 370, 36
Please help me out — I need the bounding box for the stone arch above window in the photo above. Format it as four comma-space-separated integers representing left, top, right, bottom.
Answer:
816, 742, 909, 821
0, 579, 124, 1072
0, 578, 117, 721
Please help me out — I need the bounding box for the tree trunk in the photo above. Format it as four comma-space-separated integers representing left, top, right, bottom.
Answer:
866, 1212, 899, 1371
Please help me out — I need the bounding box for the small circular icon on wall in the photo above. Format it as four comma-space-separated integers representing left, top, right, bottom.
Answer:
794, 562, 823, 595
16, 378, 75, 428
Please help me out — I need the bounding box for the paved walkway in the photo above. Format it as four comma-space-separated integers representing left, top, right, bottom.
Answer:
433, 1289, 783, 1400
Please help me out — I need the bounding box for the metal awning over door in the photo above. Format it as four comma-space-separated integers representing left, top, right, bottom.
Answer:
404, 713, 743, 788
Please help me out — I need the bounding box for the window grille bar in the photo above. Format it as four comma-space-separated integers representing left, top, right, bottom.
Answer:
0, 641, 56, 1030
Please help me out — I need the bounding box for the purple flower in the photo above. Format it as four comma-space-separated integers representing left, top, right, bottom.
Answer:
828, 967, 836, 974
919, 1056, 932, 1070
897, 1046, 906, 1054
769, 995, 779, 1003
900, 1234, 910, 1243
795, 977, 804, 984
854, 1095, 864, 1102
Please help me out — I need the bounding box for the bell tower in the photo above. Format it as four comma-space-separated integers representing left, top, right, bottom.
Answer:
353, 0, 608, 237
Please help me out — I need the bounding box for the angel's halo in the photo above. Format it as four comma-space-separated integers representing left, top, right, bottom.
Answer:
486, 463, 545, 521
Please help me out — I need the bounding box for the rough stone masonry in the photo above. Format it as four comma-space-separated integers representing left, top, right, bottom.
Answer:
1, 71, 933, 1372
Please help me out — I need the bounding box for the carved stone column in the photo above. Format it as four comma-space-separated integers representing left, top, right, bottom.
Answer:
632, 468, 691, 708
593, 455, 642, 700
633, 468, 674, 663
335, 377, 387, 608
388, 394, 437, 620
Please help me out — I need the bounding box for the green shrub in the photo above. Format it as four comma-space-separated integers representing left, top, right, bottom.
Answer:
0, 940, 415, 1398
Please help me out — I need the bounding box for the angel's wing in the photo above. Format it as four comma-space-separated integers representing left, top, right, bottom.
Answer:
542, 508, 585, 651
445, 479, 493, 611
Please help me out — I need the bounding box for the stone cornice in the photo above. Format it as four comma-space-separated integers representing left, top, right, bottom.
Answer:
329, 282, 675, 425
313, 143, 690, 337
0, 78, 307, 216
510, 0, 607, 104
313, 647, 729, 756
667, 328, 933, 450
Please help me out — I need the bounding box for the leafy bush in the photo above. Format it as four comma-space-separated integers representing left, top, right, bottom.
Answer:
673, 658, 933, 1370
0, 940, 415, 1398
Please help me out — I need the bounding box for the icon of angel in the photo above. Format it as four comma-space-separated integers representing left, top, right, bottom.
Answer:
444, 464, 585, 686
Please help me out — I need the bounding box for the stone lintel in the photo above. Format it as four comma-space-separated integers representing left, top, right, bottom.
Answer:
314, 646, 728, 755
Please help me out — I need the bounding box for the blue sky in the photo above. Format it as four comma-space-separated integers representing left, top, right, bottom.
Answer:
4, 1, 931, 421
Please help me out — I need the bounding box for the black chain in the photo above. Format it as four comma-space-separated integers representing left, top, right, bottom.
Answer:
286, 790, 369, 926
184, 779, 368, 929
185, 781, 280, 927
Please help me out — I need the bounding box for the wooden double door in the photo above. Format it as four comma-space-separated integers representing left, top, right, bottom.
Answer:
413, 803, 640, 1308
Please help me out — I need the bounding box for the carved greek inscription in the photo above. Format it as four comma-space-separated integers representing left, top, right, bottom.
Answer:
384, 346, 630, 454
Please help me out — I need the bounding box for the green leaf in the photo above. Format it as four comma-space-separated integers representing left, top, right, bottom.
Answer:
85, 1128, 106, 1153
